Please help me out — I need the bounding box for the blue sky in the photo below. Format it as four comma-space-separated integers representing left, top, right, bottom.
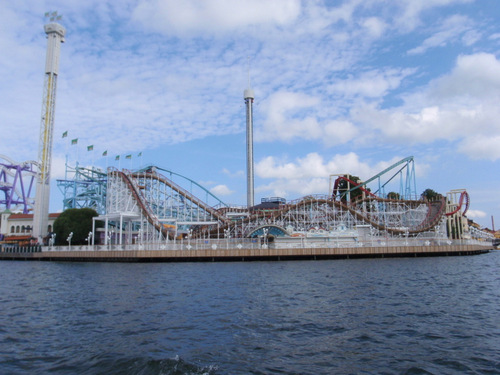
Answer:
1, 0, 499, 229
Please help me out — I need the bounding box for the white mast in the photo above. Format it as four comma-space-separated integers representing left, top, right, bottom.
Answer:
33, 12, 65, 243
244, 83, 255, 208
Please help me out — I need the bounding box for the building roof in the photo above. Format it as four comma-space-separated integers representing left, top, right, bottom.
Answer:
3, 235, 33, 241
8, 213, 61, 219
250, 201, 282, 212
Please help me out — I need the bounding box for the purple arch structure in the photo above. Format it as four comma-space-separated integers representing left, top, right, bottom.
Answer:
0, 155, 37, 214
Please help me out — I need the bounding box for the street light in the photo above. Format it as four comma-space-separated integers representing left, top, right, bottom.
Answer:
86, 231, 93, 247
262, 228, 269, 249
187, 228, 193, 249
67, 232, 73, 250
137, 228, 143, 247
224, 228, 230, 250
49, 233, 56, 248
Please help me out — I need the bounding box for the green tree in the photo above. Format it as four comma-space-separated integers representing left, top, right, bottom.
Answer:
337, 175, 366, 202
421, 188, 442, 201
53, 208, 100, 245
387, 192, 401, 200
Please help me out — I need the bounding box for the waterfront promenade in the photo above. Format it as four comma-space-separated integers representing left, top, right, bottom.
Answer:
0, 240, 492, 262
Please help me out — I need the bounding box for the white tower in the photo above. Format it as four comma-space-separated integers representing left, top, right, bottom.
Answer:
33, 12, 65, 243
244, 87, 255, 208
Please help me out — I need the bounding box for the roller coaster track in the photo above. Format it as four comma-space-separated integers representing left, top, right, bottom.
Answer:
109, 166, 446, 238
233, 195, 446, 237
109, 168, 229, 238
110, 170, 170, 238
333, 156, 417, 200
445, 190, 469, 216
309, 197, 444, 235
333, 175, 378, 199
358, 156, 415, 197
130, 171, 230, 225
138, 165, 227, 208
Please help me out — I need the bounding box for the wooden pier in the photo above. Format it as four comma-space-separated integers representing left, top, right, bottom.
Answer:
0, 243, 492, 262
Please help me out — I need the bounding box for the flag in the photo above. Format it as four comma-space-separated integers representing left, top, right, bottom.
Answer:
126, 154, 132, 159
115, 155, 120, 161
62, 131, 68, 138
87, 145, 93, 151
138, 152, 142, 157
71, 138, 78, 145
102, 150, 108, 157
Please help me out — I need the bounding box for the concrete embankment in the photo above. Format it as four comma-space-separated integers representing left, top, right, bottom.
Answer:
0, 244, 492, 262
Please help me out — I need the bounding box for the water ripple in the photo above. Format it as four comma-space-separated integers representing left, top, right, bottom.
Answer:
0, 253, 499, 374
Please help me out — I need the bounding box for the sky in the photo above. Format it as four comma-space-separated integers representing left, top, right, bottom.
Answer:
1, 0, 499, 229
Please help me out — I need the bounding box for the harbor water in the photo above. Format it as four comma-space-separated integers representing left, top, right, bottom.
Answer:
0, 252, 499, 374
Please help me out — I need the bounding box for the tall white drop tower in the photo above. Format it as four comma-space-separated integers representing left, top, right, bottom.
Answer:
33, 12, 65, 243
244, 87, 255, 208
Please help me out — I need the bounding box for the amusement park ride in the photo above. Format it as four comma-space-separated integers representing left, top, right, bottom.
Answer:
0, 152, 483, 247
48, 156, 478, 247
0, 155, 37, 214
0, 13, 490, 248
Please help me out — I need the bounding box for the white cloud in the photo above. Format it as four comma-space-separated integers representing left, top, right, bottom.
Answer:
131, 0, 301, 35
256, 177, 329, 199
323, 120, 359, 147
210, 184, 234, 196
257, 91, 359, 145
257, 91, 321, 142
458, 135, 500, 161
461, 30, 481, 46
328, 68, 415, 98
407, 14, 473, 55
395, 0, 474, 31
352, 53, 500, 160
431, 53, 500, 98
466, 209, 487, 219
255, 152, 407, 198
360, 17, 387, 39
222, 168, 244, 178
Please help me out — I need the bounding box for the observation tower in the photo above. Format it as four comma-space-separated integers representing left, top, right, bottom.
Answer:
33, 12, 65, 243
244, 87, 255, 208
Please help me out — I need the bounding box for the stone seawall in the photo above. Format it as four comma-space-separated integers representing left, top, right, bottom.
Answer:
0, 244, 492, 262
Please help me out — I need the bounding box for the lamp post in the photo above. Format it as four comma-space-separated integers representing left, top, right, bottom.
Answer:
187, 228, 192, 249
262, 228, 269, 249
49, 233, 56, 249
224, 228, 230, 250
67, 232, 73, 250
86, 231, 93, 248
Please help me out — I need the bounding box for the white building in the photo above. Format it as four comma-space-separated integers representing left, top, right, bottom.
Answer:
0, 210, 60, 245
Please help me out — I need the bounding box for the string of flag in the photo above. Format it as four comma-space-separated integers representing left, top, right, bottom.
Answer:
61, 130, 143, 162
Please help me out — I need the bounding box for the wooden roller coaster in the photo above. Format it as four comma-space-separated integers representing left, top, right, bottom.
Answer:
107, 157, 462, 240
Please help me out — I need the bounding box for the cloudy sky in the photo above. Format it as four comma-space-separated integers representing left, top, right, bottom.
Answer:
1, 0, 499, 229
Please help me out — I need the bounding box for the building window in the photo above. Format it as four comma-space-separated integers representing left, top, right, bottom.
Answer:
16, 226, 20, 233
21, 225, 26, 233
11, 226, 14, 233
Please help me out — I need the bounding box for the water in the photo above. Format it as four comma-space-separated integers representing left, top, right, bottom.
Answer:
0, 252, 499, 375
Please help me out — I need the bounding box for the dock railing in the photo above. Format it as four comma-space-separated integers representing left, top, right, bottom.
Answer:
42, 237, 493, 252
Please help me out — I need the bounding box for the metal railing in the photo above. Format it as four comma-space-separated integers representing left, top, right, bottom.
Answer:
42, 237, 493, 252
